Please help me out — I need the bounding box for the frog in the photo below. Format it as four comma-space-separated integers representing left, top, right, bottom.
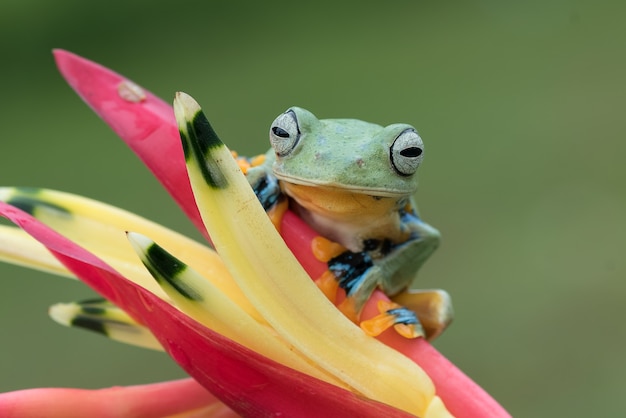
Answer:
242, 107, 453, 340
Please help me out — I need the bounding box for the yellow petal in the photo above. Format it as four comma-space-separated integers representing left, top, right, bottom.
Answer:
49, 299, 164, 351
0, 225, 72, 278
0, 187, 256, 317
128, 232, 348, 389
175, 92, 439, 416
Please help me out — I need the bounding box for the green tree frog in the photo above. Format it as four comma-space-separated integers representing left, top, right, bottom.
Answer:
243, 107, 452, 340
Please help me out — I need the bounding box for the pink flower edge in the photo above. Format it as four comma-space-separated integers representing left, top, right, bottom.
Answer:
0, 202, 414, 418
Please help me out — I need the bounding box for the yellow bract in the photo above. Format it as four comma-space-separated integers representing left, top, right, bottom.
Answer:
0, 187, 259, 320
175, 92, 451, 417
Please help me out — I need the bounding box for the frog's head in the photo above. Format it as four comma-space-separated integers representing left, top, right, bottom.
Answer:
268, 107, 424, 197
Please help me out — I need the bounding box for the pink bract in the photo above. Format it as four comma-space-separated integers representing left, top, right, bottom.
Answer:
0, 201, 414, 417
0, 49, 510, 417
1, 378, 233, 418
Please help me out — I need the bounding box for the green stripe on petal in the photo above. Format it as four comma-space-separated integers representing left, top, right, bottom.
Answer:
127, 232, 347, 389
0, 187, 256, 315
178, 105, 228, 189
141, 241, 199, 301
174, 92, 441, 417
49, 299, 163, 351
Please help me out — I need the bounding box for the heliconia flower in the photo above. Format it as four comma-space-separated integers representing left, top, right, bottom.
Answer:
0, 50, 511, 417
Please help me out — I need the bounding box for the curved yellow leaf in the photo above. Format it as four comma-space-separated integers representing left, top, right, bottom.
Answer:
175, 92, 444, 417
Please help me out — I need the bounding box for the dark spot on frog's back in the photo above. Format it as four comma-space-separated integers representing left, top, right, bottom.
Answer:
356, 158, 365, 168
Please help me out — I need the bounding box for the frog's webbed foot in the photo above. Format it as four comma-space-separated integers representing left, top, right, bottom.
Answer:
360, 301, 425, 339
325, 249, 453, 340
311, 235, 450, 340
318, 247, 423, 339
392, 289, 453, 341
359, 290, 453, 341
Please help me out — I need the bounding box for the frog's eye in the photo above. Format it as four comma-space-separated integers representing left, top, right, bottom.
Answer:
390, 128, 424, 176
269, 110, 300, 156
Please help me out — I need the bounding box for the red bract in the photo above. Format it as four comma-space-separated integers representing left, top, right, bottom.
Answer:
2, 378, 230, 418
1, 49, 509, 417
0, 202, 413, 417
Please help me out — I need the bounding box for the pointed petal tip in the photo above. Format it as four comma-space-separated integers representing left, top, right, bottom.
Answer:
174, 91, 202, 120
51, 48, 68, 63
126, 231, 155, 261
52, 48, 69, 58
48, 303, 75, 326
126, 230, 150, 246
52, 49, 87, 82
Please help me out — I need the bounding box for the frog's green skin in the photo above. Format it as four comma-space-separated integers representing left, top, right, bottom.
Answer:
247, 107, 449, 334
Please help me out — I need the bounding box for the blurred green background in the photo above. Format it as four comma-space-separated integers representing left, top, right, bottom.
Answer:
1, 0, 624, 416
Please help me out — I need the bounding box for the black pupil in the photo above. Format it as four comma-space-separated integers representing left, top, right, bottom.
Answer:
272, 126, 290, 138
400, 147, 422, 158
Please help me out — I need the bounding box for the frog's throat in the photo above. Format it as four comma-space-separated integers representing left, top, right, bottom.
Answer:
273, 172, 414, 198
280, 182, 402, 220
281, 182, 408, 252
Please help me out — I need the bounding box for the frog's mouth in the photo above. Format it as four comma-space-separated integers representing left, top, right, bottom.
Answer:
273, 173, 412, 199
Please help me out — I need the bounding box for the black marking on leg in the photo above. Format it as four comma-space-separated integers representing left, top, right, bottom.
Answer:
71, 316, 108, 336
328, 251, 373, 295
380, 239, 393, 256
252, 174, 282, 211
144, 244, 202, 301
361, 238, 394, 257
387, 307, 419, 325
362, 239, 380, 252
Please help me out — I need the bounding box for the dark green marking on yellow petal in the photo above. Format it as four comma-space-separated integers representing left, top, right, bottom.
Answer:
77, 297, 111, 306
81, 305, 107, 315
71, 315, 108, 336
143, 243, 203, 301
181, 109, 228, 189
76, 298, 114, 315
5, 195, 71, 218
13, 187, 41, 195
180, 129, 190, 160
193, 109, 223, 152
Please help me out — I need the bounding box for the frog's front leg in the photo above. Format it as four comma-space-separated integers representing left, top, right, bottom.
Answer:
245, 153, 289, 229
391, 289, 453, 341
377, 218, 441, 296
333, 217, 450, 339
